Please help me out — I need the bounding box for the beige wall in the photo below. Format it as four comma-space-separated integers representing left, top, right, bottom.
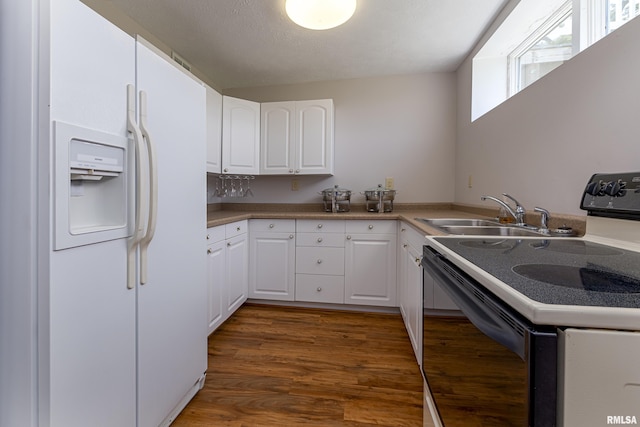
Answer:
455, 16, 640, 216
223, 73, 457, 205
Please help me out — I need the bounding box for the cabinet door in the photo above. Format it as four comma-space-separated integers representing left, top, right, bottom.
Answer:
222, 96, 260, 174
344, 233, 397, 306
225, 233, 248, 316
206, 85, 222, 174
260, 102, 295, 175
207, 239, 225, 334
249, 231, 296, 300
405, 244, 423, 364
295, 99, 334, 175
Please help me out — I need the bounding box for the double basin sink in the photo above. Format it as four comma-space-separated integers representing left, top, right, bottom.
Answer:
416, 218, 548, 237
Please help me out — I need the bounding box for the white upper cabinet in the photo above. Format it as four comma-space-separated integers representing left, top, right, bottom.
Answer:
222, 96, 260, 174
206, 85, 222, 174
260, 99, 334, 175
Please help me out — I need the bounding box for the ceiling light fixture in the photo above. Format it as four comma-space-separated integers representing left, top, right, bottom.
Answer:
285, 0, 357, 30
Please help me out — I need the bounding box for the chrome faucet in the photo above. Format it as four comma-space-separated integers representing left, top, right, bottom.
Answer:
534, 207, 550, 233
480, 193, 526, 226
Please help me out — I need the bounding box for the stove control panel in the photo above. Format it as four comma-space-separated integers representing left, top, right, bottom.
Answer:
580, 172, 640, 219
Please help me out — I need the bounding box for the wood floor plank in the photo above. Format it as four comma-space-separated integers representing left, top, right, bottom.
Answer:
173, 303, 424, 426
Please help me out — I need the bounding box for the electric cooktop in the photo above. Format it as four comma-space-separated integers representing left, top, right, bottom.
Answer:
432, 238, 640, 308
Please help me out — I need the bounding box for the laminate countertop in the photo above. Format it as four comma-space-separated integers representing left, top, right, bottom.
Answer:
206, 203, 586, 237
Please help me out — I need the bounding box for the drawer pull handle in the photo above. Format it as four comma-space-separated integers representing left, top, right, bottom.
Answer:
317, 237, 323, 243
317, 259, 323, 264
316, 287, 322, 292
317, 224, 323, 229
368, 225, 374, 229
207, 249, 212, 254
269, 223, 275, 228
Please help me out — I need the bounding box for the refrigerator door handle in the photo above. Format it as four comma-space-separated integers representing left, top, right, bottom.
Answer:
126, 84, 147, 289
138, 90, 158, 285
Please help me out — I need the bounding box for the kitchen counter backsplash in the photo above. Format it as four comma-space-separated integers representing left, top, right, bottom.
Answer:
206, 202, 586, 236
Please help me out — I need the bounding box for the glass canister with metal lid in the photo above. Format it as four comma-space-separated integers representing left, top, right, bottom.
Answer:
319, 185, 351, 212
362, 184, 397, 212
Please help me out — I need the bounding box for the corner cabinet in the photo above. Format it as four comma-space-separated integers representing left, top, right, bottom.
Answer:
344, 220, 397, 307
249, 220, 296, 301
260, 99, 334, 175
222, 96, 260, 174
206, 85, 222, 174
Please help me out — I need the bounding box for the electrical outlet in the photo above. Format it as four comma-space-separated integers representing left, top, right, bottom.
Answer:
291, 179, 299, 191
385, 177, 394, 189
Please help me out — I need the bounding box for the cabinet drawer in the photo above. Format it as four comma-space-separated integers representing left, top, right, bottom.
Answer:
399, 222, 427, 250
250, 219, 295, 233
295, 275, 344, 304
296, 219, 345, 233
296, 247, 344, 275
206, 225, 225, 243
346, 220, 396, 235
296, 232, 345, 248
225, 220, 247, 238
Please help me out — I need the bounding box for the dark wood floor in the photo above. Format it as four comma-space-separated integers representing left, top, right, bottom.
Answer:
173, 303, 424, 426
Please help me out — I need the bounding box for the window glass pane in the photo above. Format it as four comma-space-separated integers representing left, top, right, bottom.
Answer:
518, 13, 572, 90
608, 0, 640, 32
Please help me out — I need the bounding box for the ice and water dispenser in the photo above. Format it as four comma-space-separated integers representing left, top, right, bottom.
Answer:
54, 121, 130, 250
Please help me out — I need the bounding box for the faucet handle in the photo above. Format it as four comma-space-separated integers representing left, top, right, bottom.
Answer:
534, 207, 550, 230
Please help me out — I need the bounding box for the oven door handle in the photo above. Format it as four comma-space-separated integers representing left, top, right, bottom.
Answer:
424, 252, 527, 360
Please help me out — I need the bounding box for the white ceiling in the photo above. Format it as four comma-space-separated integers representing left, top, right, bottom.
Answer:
103, 0, 509, 89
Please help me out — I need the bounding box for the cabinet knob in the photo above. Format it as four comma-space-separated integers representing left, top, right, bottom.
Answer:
317, 224, 323, 229
401, 228, 406, 232
289, 169, 294, 173
415, 257, 421, 264
368, 225, 374, 230
316, 287, 322, 292
317, 259, 323, 264
207, 249, 212, 254
403, 244, 408, 248
317, 237, 323, 243
346, 235, 352, 240
269, 223, 275, 228
206, 234, 210, 240
289, 234, 294, 239
227, 242, 231, 247
236, 226, 241, 231
223, 168, 228, 173
295, 169, 300, 173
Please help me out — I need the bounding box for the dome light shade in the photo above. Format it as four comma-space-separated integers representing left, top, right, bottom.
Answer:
285, 0, 357, 30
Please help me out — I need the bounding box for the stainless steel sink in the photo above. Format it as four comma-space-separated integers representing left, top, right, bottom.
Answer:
415, 217, 546, 237
416, 218, 501, 227
438, 226, 545, 237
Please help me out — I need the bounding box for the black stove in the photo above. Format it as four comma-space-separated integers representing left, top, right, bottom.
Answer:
432, 238, 640, 307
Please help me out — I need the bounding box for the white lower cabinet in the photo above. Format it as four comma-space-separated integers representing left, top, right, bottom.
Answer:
344, 221, 397, 307
398, 222, 425, 364
206, 220, 248, 335
206, 227, 225, 335
249, 220, 296, 301
295, 219, 346, 303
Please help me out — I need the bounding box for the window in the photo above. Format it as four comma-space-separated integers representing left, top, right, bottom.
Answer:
508, 3, 573, 94
471, 0, 640, 121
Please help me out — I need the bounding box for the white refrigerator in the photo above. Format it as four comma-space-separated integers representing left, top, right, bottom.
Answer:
1, 0, 207, 426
